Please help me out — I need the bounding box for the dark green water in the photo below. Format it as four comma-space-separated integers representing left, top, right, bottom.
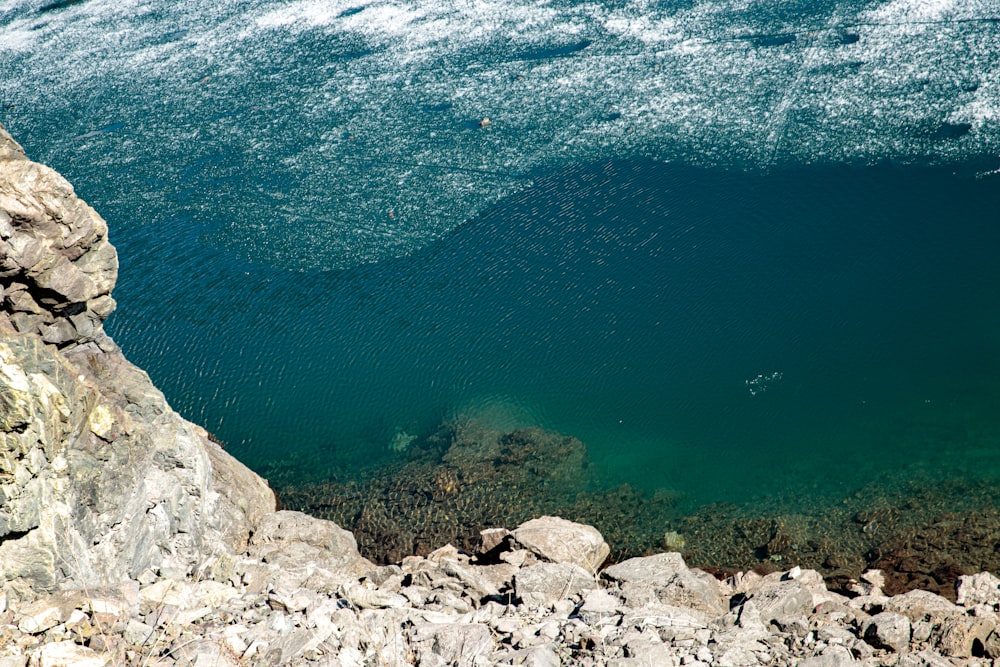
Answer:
106, 160, 1000, 508
3, 0, 1000, 518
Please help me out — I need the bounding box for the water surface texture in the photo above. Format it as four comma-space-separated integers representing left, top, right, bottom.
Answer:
2, 0, 1000, 516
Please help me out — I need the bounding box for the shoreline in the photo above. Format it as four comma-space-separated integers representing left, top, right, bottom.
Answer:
276, 421, 1000, 603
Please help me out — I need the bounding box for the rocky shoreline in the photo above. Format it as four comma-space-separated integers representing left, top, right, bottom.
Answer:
4, 513, 1000, 666
4, 121, 1000, 666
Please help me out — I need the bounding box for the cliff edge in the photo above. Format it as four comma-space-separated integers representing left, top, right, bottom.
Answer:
0, 123, 283, 594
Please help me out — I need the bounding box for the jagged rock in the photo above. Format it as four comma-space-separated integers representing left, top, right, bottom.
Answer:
578, 588, 622, 624
957, 572, 1000, 608
511, 516, 610, 573
933, 615, 994, 658
862, 611, 911, 652
411, 622, 494, 665
247, 510, 373, 590
742, 573, 821, 625
1, 123, 275, 597
603, 552, 725, 616
794, 645, 856, 666
479, 527, 511, 554
32, 641, 108, 667
514, 562, 599, 606
886, 589, 960, 627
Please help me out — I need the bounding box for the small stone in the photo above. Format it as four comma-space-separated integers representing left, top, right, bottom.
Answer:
124, 619, 156, 647
479, 527, 510, 554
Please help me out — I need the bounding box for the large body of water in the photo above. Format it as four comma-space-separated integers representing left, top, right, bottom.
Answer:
3, 0, 1000, 520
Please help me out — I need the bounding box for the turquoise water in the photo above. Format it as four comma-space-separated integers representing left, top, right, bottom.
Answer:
3, 0, 1000, 512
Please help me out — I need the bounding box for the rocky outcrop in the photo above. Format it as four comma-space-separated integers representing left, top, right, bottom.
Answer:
0, 124, 281, 597
0, 125, 116, 350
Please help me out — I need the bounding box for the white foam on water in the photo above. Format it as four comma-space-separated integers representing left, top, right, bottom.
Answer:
1, 0, 998, 270
865, 0, 959, 24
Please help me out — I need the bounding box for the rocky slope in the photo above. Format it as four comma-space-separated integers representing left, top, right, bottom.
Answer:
3, 121, 1000, 666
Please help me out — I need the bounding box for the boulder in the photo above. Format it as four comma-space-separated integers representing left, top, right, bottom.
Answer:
603, 552, 726, 616
863, 611, 911, 652
956, 572, 1000, 608
32, 641, 108, 667
248, 510, 374, 588
511, 516, 609, 573
411, 622, 494, 665
933, 615, 994, 658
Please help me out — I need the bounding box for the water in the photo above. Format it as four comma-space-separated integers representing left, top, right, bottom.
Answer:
3, 0, 1000, 521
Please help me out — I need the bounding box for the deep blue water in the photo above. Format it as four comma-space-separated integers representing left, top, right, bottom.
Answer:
3, 0, 1000, 512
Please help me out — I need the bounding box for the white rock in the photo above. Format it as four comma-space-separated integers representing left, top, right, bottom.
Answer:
957, 572, 1000, 608
512, 516, 610, 573
34, 641, 109, 667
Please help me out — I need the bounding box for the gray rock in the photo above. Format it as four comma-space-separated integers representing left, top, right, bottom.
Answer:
514, 563, 599, 606
248, 511, 373, 589
933, 615, 994, 658
794, 645, 856, 666
862, 611, 911, 652
123, 619, 155, 646
511, 517, 610, 573
32, 640, 109, 667
957, 572, 1000, 608
14, 591, 86, 634
411, 622, 494, 664
886, 590, 959, 624
479, 527, 511, 554
520, 645, 562, 667
603, 553, 725, 616
578, 588, 622, 624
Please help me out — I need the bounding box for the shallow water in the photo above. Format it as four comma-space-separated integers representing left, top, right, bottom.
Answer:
3, 0, 1000, 520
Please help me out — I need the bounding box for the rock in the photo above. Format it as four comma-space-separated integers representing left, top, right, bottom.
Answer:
933, 615, 994, 658
0, 122, 276, 597
340, 582, 407, 609
123, 618, 156, 646
15, 592, 85, 634
957, 572, 1000, 608
33, 641, 108, 667
862, 611, 911, 652
794, 645, 856, 666
248, 510, 373, 588
579, 588, 622, 624
520, 645, 561, 667
622, 603, 708, 632
511, 516, 610, 573
623, 630, 677, 665
847, 570, 886, 597
603, 552, 725, 616
479, 527, 511, 554
886, 590, 960, 625
411, 622, 494, 664
514, 562, 599, 605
